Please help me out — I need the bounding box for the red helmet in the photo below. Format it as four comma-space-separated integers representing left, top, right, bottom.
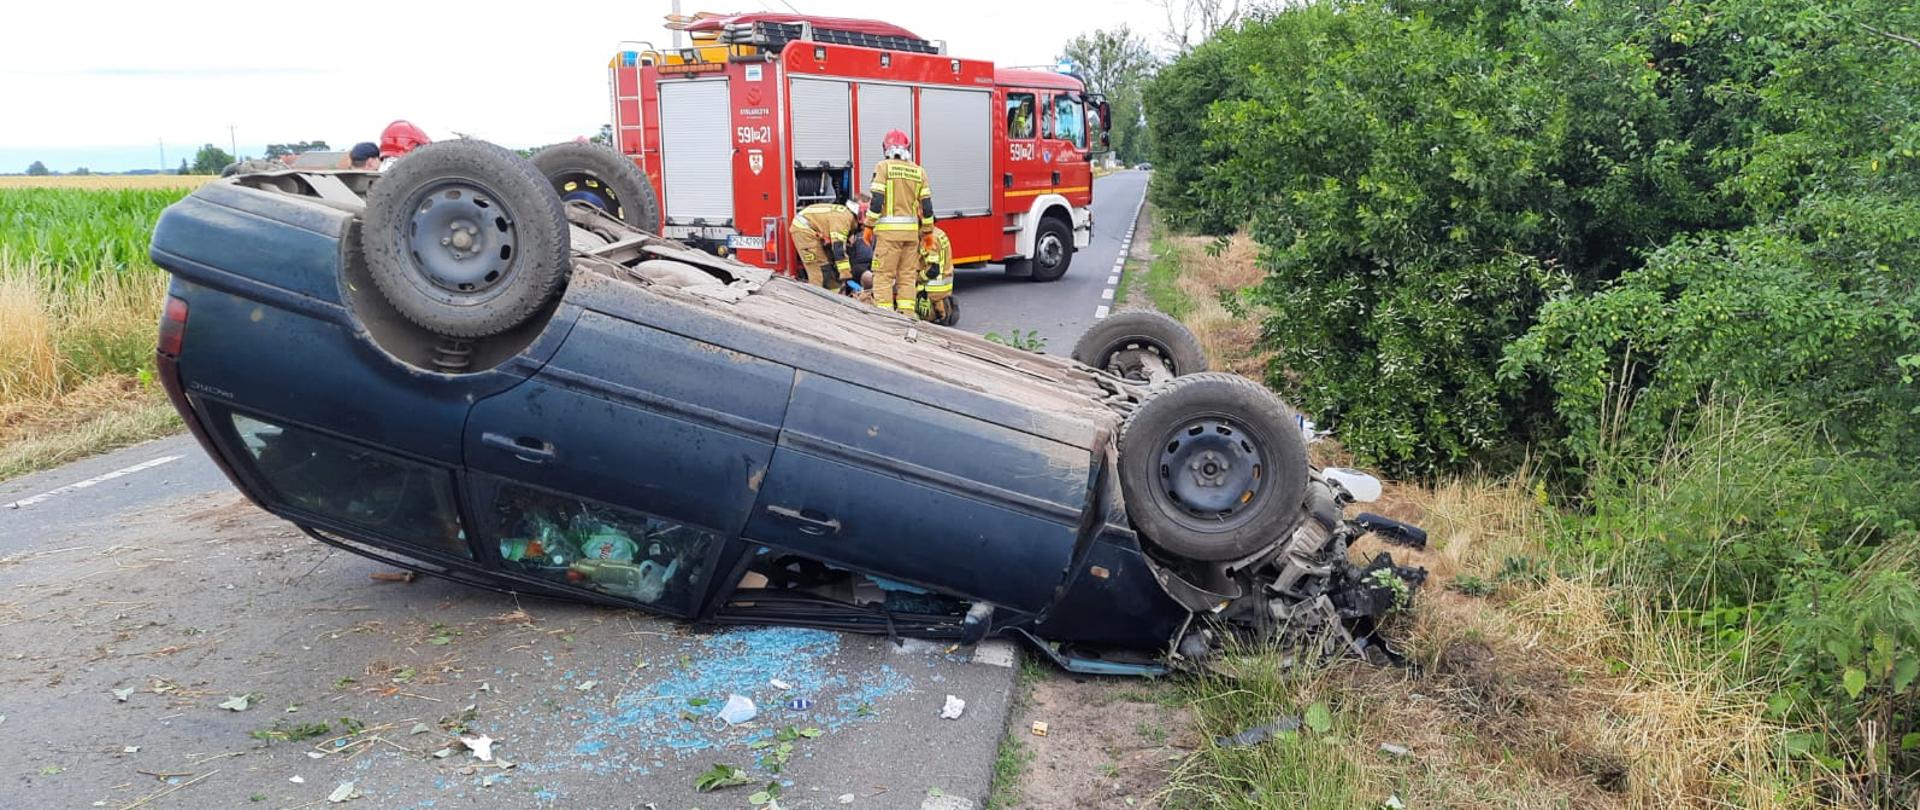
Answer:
379, 120, 432, 158
881, 129, 911, 159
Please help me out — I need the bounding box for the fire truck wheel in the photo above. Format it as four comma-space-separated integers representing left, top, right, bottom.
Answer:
362, 140, 570, 339
1071, 310, 1209, 382
1117, 372, 1309, 562
529, 142, 661, 232
1027, 216, 1074, 282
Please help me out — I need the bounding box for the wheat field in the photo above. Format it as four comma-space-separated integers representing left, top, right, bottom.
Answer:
0, 174, 214, 190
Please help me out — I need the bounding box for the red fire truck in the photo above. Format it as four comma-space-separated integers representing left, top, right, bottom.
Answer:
607, 13, 1111, 282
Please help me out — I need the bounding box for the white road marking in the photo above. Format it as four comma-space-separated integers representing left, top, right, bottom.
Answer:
1093, 181, 1151, 322
1094, 305, 1111, 319
1102, 287, 1115, 300
1108, 275, 1120, 285
4, 455, 182, 510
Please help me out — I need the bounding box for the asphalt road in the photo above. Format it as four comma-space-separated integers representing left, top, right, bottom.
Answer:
957, 170, 1150, 355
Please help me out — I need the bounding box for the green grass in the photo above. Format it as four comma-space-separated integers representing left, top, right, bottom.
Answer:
1163, 661, 1369, 810
1144, 237, 1192, 321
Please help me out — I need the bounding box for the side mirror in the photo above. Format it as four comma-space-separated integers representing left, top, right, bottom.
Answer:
1097, 100, 1112, 132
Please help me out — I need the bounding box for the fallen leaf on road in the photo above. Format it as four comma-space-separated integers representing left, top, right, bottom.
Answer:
431, 748, 453, 759
576, 680, 599, 692
459, 734, 495, 762
694, 763, 751, 792
123, 746, 139, 753
838, 794, 855, 804
326, 780, 356, 802
289, 775, 304, 784
769, 679, 792, 691
112, 688, 135, 702
218, 695, 252, 712
409, 723, 431, 735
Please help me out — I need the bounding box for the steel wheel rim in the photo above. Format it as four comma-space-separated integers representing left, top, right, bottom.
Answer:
403, 179, 519, 304
1154, 414, 1268, 529
1036, 232, 1064, 269
556, 172, 621, 219
1101, 337, 1175, 381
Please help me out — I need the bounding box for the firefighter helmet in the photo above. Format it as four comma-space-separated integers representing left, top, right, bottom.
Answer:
881, 129, 912, 160
379, 120, 432, 158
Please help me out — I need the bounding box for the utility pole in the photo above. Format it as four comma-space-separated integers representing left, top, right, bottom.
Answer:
158, 139, 166, 172
228, 124, 238, 160
671, 0, 683, 49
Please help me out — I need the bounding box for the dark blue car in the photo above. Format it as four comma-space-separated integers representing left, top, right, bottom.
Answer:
149, 141, 1423, 675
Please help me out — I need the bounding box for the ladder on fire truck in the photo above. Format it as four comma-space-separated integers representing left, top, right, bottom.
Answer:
658, 12, 947, 64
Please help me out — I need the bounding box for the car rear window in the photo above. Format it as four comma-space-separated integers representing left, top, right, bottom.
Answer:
229, 413, 470, 559
491, 485, 715, 614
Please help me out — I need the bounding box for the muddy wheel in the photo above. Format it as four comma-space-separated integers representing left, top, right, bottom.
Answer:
1072, 310, 1208, 382
1027, 217, 1074, 282
1118, 373, 1308, 562
529, 142, 661, 231
362, 140, 569, 339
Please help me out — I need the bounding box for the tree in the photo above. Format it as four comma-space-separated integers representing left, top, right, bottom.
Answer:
1062, 26, 1158, 162
191, 144, 234, 175
590, 124, 613, 145
26, 160, 49, 176
1157, 0, 1243, 54
264, 140, 331, 158
71, 167, 90, 176
177, 159, 191, 175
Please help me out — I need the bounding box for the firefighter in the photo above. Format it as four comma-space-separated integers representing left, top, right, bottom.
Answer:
920, 226, 955, 324
788, 191, 863, 289
863, 129, 934, 318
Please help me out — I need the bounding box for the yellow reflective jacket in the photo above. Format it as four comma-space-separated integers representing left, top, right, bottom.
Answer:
865, 158, 934, 235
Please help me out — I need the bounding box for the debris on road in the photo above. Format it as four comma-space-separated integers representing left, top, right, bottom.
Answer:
369, 571, 417, 584
459, 734, 495, 762
1212, 715, 1301, 748
694, 763, 752, 792
289, 775, 304, 784
326, 780, 357, 802
1378, 742, 1411, 758
217, 695, 252, 712
1029, 721, 1048, 737
111, 688, 134, 702
837, 794, 856, 804
940, 695, 966, 720
769, 678, 792, 691
718, 694, 758, 725
575, 679, 599, 692
787, 697, 813, 711
408, 722, 431, 735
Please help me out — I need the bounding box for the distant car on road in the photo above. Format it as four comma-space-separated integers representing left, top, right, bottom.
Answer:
149, 141, 1423, 674
1135, 162, 1153, 171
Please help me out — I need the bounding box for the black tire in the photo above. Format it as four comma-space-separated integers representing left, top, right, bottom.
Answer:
529, 142, 661, 231
1072, 310, 1209, 381
938, 295, 960, 326
362, 140, 569, 339
1118, 372, 1309, 562
1027, 216, 1074, 282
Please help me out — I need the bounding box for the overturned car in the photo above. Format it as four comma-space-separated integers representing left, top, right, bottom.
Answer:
149, 140, 1425, 675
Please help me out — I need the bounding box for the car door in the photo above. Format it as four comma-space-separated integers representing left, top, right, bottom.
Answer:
741, 370, 1094, 614
463, 309, 795, 615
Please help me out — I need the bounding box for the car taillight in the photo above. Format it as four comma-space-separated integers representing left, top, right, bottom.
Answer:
158, 295, 188, 357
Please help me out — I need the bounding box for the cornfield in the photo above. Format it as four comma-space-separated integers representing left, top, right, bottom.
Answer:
0, 187, 185, 411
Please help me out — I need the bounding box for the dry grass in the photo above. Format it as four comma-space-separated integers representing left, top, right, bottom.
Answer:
1151, 232, 1272, 377
0, 174, 212, 190
1147, 220, 1828, 808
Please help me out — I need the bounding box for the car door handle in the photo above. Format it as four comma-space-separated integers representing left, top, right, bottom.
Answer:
481, 432, 557, 464
765, 505, 840, 536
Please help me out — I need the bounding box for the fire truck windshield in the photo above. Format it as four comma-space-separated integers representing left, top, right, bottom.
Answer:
1050, 94, 1087, 150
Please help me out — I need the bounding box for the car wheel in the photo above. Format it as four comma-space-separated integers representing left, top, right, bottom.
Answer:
1072, 310, 1208, 382
1028, 217, 1073, 282
361, 140, 570, 339
529, 142, 661, 232
1117, 372, 1308, 562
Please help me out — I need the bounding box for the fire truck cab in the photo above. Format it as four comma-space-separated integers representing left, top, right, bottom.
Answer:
609, 13, 1110, 283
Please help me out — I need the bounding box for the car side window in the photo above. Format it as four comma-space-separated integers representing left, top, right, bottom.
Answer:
229, 413, 469, 558
1050, 94, 1086, 149
491, 485, 715, 614
1006, 93, 1036, 140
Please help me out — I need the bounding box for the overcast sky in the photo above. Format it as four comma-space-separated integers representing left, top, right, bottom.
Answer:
0, 0, 1173, 173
